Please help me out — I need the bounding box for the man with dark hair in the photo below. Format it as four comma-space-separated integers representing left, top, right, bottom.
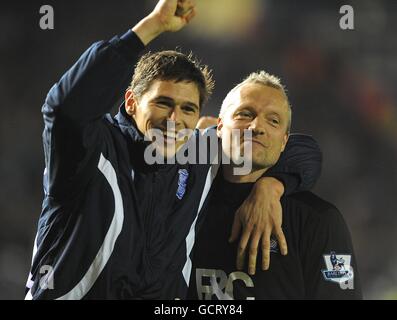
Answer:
25, 0, 322, 300
124, 50, 214, 160
130, 50, 214, 105
188, 71, 362, 300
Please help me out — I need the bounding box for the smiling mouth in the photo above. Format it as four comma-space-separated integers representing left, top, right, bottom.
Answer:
152, 127, 176, 138
151, 126, 190, 144
164, 132, 176, 137
163, 134, 177, 143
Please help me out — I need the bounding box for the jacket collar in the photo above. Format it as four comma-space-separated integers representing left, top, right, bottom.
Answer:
114, 104, 145, 143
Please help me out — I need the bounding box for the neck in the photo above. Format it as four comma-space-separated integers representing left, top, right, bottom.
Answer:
222, 165, 268, 183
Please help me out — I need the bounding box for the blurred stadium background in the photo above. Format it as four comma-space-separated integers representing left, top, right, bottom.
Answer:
0, 0, 396, 299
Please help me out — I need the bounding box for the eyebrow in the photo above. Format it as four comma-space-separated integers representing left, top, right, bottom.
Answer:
267, 111, 281, 118
235, 105, 283, 120
234, 105, 255, 114
153, 96, 200, 111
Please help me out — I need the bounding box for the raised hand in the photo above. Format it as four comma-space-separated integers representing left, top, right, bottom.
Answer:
133, 0, 197, 45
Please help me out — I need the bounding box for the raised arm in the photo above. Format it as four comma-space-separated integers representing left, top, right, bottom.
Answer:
45, 0, 196, 125
42, 0, 196, 199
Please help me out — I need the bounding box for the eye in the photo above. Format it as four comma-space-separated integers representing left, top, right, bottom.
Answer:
269, 117, 280, 127
182, 105, 197, 114
155, 101, 172, 108
235, 110, 253, 119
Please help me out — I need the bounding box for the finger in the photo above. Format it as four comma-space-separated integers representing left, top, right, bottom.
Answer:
176, 0, 195, 17
248, 230, 261, 275
229, 210, 242, 243
236, 226, 253, 270
261, 229, 271, 271
183, 0, 196, 9
184, 8, 196, 23
175, 0, 188, 16
236, 246, 245, 272
275, 226, 288, 256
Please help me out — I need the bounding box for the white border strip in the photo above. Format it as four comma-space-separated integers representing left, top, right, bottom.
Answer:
55, 154, 125, 300
182, 162, 220, 285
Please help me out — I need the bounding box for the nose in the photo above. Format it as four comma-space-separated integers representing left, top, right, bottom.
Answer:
248, 117, 266, 136
169, 109, 179, 122
167, 107, 183, 129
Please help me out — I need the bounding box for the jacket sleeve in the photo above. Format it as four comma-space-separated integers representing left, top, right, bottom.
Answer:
265, 134, 322, 195
301, 207, 363, 300
41, 30, 144, 199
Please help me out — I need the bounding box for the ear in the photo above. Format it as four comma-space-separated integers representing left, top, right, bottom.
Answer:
280, 133, 289, 153
125, 89, 138, 117
216, 117, 223, 138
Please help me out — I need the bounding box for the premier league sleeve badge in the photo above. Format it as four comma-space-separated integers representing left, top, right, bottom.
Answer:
322, 252, 354, 290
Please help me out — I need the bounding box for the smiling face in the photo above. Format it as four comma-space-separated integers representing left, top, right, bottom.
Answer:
125, 80, 200, 158
217, 82, 290, 172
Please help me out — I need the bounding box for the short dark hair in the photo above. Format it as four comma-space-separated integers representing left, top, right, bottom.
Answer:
130, 50, 214, 108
